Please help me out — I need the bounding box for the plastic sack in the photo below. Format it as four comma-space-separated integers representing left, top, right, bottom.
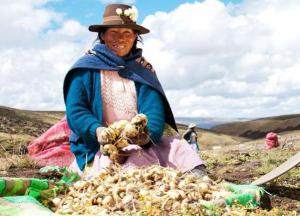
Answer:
39, 165, 80, 185
0, 166, 80, 200
0, 178, 48, 198
201, 183, 266, 210
0, 196, 55, 216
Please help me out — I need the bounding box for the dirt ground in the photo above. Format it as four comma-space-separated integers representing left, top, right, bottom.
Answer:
203, 149, 300, 214
1, 149, 299, 215
213, 162, 300, 213
0, 107, 299, 215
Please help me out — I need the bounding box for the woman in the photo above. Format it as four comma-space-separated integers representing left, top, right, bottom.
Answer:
182, 123, 200, 152
64, 4, 206, 177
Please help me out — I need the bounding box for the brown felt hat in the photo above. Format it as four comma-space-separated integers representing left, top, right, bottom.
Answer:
89, 4, 150, 34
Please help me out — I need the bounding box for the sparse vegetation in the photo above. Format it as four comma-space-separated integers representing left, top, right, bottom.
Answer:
0, 154, 37, 171
203, 149, 300, 214
0, 106, 299, 214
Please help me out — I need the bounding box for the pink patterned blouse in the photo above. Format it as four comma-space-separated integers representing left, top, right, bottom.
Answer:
101, 70, 138, 126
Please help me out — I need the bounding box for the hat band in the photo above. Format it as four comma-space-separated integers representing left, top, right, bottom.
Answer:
103, 15, 135, 25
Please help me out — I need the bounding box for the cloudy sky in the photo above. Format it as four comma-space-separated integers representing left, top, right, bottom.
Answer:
0, 0, 299, 119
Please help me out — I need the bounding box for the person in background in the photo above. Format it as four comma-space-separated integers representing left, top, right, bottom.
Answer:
182, 123, 200, 152
63, 3, 207, 178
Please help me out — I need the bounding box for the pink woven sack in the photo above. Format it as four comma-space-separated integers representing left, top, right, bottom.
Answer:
265, 132, 279, 149
27, 116, 74, 167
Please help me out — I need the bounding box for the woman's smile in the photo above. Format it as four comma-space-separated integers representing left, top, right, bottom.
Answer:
101, 28, 137, 57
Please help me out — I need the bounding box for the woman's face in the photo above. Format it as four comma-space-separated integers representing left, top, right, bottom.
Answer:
101, 28, 137, 57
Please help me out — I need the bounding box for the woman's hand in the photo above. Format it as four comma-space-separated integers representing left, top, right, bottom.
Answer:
127, 127, 151, 146
96, 127, 110, 145
97, 127, 129, 164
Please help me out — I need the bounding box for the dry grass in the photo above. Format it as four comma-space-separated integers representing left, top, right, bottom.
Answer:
0, 106, 64, 125
0, 154, 38, 171
0, 132, 34, 153
0, 130, 37, 172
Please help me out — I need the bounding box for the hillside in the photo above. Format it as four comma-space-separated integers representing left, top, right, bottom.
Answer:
0, 106, 65, 152
211, 113, 300, 139
1, 106, 300, 148
0, 106, 299, 214
0, 106, 246, 152
176, 123, 247, 149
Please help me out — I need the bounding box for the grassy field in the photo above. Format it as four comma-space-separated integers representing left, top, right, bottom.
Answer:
0, 106, 299, 215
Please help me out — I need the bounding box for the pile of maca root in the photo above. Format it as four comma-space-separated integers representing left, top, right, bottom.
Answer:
50, 114, 233, 215
52, 165, 229, 215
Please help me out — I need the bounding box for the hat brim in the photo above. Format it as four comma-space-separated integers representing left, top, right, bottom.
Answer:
188, 124, 196, 129
88, 24, 150, 34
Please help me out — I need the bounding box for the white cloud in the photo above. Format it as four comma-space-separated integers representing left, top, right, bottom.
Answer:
142, 0, 300, 118
0, 0, 93, 110
1, 0, 300, 119
0, 1, 62, 48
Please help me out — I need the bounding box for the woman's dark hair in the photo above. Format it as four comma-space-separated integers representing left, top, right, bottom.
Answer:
95, 29, 143, 53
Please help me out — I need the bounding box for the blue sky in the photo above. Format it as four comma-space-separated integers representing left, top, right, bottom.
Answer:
1, 0, 300, 118
46, 0, 242, 26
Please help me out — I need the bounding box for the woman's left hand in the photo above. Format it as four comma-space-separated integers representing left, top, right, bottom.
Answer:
128, 127, 150, 146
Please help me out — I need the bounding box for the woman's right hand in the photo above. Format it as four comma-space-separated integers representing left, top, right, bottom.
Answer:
96, 127, 129, 164
96, 127, 109, 145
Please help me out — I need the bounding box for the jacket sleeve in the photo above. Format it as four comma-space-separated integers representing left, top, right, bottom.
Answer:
65, 69, 101, 144
137, 83, 165, 143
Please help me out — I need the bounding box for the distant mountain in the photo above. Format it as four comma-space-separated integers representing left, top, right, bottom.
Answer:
175, 117, 250, 129
2, 106, 300, 147
0, 106, 246, 150
211, 113, 300, 139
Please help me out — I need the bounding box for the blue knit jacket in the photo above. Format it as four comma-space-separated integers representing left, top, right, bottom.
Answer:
63, 44, 177, 171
